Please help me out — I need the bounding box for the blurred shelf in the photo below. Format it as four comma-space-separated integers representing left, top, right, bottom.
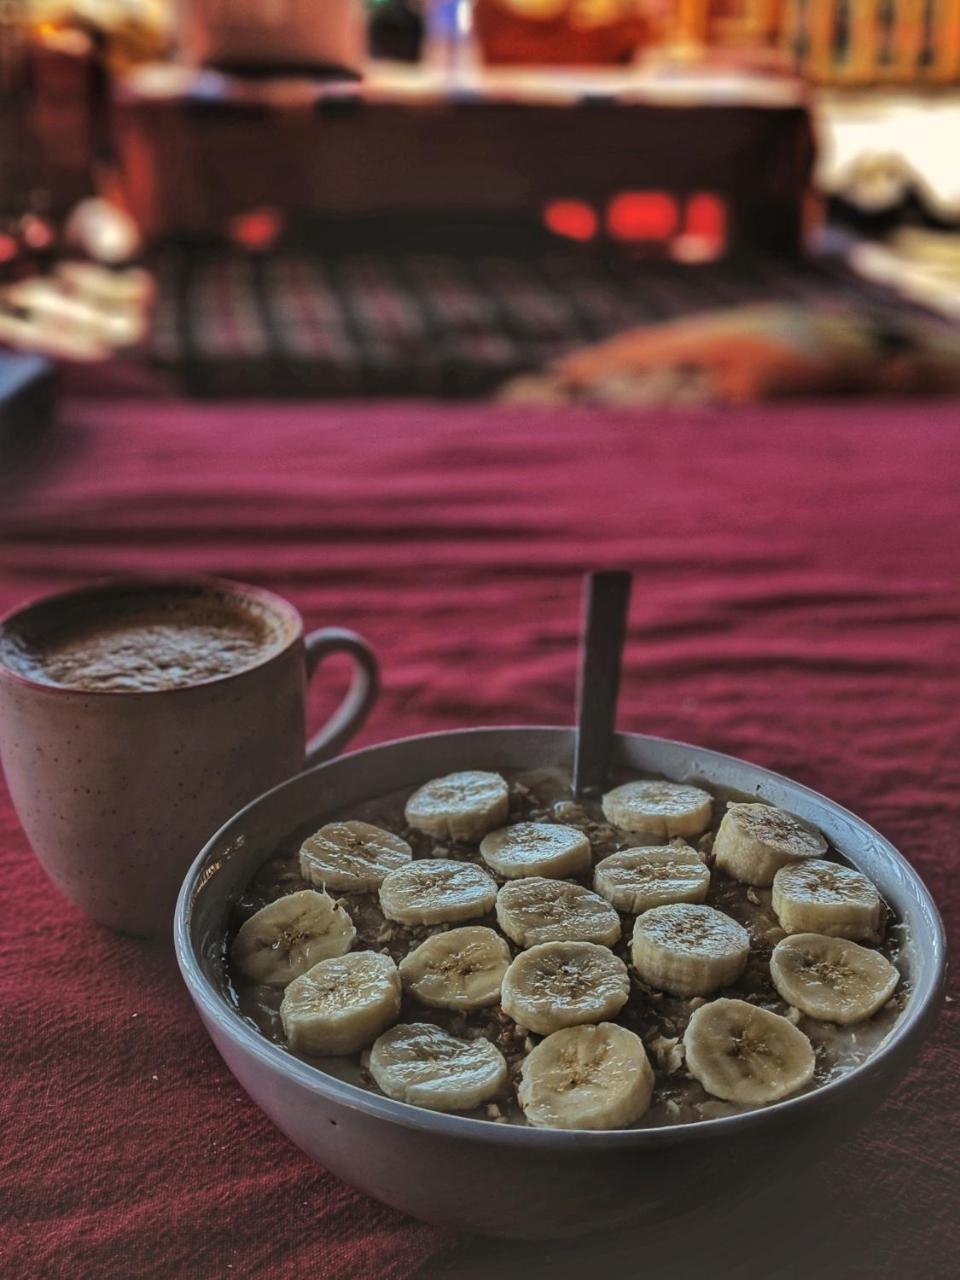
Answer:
121, 58, 808, 110
110, 61, 813, 253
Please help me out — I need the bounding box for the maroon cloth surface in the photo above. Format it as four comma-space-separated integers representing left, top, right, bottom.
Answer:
1, 397, 958, 1279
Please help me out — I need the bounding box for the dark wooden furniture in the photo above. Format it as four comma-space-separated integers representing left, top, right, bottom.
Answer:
111, 65, 814, 256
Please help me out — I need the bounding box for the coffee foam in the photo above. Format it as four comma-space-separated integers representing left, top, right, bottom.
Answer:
0, 585, 292, 693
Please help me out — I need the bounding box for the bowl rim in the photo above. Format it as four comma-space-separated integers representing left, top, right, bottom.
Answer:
174, 724, 947, 1150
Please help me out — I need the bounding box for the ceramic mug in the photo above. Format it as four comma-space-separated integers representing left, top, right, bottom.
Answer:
0, 576, 379, 936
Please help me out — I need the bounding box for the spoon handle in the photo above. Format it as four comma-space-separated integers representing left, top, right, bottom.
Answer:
573, 569, 632, 800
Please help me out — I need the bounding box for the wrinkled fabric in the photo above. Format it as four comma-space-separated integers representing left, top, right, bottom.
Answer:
0, 397, 958, 1279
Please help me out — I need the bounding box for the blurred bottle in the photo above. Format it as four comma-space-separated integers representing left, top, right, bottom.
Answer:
0, 0, 28, 96
367, 0, 424, 61
473, 1, 654, 66
25, 20, 97, 216
423, 0, 478, 78
0, 0, 44, 280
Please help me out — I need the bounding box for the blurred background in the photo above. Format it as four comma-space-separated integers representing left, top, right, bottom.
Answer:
2, 0, 960, 411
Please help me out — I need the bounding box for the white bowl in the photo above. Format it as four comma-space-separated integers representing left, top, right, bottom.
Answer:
175, 727, 946, 1238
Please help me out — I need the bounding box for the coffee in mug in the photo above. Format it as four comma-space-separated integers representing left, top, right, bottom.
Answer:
2, 587, 283, 693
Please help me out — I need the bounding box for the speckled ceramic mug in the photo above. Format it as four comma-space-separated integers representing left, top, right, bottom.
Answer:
0, 576, 379, 936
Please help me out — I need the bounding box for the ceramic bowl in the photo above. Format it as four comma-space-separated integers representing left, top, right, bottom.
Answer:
174, 727, 946, 1238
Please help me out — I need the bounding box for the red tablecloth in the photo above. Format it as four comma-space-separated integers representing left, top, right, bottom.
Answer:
1, 398, 957, 1279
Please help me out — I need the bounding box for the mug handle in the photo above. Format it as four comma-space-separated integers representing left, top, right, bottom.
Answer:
303, 627, 380, 768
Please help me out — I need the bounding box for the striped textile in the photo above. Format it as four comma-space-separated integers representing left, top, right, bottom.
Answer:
146, 241, 930, 397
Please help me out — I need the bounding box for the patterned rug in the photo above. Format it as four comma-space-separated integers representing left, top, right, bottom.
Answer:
146, 232, 931, 397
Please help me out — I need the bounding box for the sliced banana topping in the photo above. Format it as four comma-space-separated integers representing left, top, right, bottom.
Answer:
379, 858, 498, 925
772, 859, 882, 942
300, 820, 413, 892
230, 889, 356, 986
630, 903, 749, 997
368, 1022, 507, 1112
496, 877, 621, 948
501, 941, 630, 1035
234, 764, 908, 1131
280, 950, 400, 1056
518, 1022, 654, 1130
601, 780, 712, 838
399, 926, 511, 1010
684, 997, 816, 1105
479, 821, 592, 880
714, 802, 827, 887
770, 933, 899, 1024
594, 844, 710, 914
404, 771, 510, 843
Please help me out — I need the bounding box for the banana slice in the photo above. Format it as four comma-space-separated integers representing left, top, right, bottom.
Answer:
404, 771, 510, 843
517, 1022, 654, 1130
714, 803, 827, 887
684, 997, 816, 1105
399, 926, 511, 1010
771, 859, 882, 942
770, 933, 899, 1024
501, 941, 630, 1035
593, 844, 710, 914
630, 903, 749, 996
300, 821, 412, 892
280, 950, 401, 1056
601, 780, 712, 838
496, 877, 621, 948
479, 822, 592, 880
379, 858, 498, 925
230, 889, 356, 986
368, 1022, 507, 1112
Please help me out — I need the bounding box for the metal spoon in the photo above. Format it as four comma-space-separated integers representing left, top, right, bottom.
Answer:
573, 569, 632, 799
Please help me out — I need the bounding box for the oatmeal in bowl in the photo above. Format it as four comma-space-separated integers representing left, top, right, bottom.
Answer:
224, 766, 908, 1132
